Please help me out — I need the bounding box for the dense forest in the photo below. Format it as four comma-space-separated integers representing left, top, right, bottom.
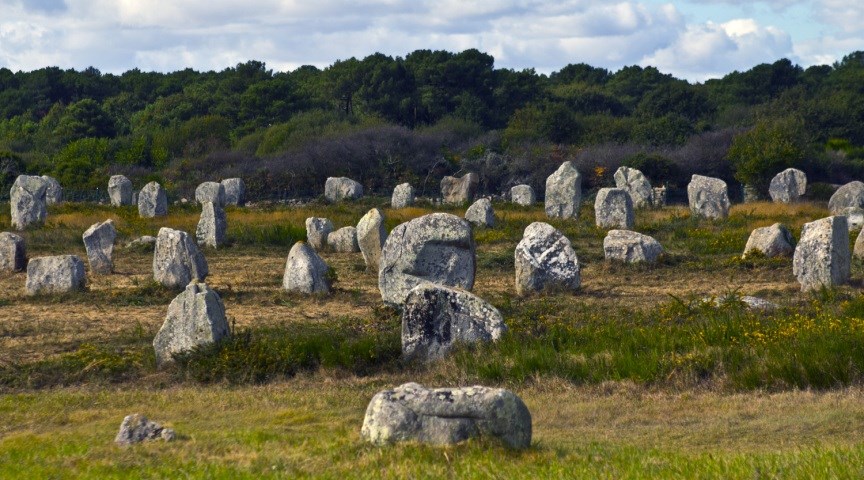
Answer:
1, 49, 863, 201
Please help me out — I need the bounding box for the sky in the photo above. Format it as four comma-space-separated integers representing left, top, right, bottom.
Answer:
0, 0, 861, 82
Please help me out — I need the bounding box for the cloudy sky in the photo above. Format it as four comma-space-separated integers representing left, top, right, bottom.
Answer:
0, 0, 861, 82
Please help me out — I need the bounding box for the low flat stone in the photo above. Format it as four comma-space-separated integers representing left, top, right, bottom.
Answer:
115, 414, 176, 445
325, 177, 363, 202
743, 223, 794, 258
603, 230, 663, 263
25, 255, 86, 295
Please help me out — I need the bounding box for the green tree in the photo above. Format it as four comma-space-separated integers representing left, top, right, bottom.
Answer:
54, 98, 116, 143
727, 116, 807, 192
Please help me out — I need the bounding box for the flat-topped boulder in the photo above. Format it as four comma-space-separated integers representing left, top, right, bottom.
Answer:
305, 217, 333, 250
361, 383, 531, 449
220, 178, 246, 206
510, 184, 535, 206
82, 220, 116, 274
153, 282, 229, 367
357, 208, 387, 270
545, 161, 582, 219
283, 242, 331, 294
391, 183, 415, 209
464, 198, 495, 227
138, 181, 168, 218
196, 202, 227, 248
768, 168, 807, 203
194, 181, 225, 206
108, 175, 133, 206
10, 175, 48, 230
594, 188, 634, 229
25, 255, 85, 295
441, 173, 479, 205
41, 175, 62, 205
687, 175, 729, 220
153, 228, 208, 288
743, 223, 794, 258
325, 177, 363, 202
327, 226, 360, 253
793, 216, 850, 291
0, 232, 26, 272
828, 181, 864, 215
515, 222, 580, 295
614, 166, 652, 209
603, 230, 663, 263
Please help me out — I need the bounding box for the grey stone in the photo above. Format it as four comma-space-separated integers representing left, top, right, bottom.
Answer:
510, 184, 535, 206
829, 181, 864, 216
328, 226, 360, 253
10, 175, 47, 230
515, 222, 580, 295
769, 168, 807, 203
221, 178, 246, 206
153, 282, 229, 367
0, 232, 25, 272
325, 177, 363, 202
743, 223, 794, 258
594, 188, 634, 229
705, 295, 778, 311
108, 175, 133, 206
687, 175, 730, 220
357, 208, 387, 270
305, 217, 333, 251
545, 161, 582, 219
361, 382, 531, 449
652, 187, 667, 208
854, 228, 864, 260
793, 216, 850, 291
613, 166, 652, 208
379, 213, 475, 306
391, 183, 415, 209
41, 175, 62, 205
441, 173, 479, 205
843, 207, 864, 231
82, 219, 117, 274
25, 255, 85, 295
126, 236, 156, 248
138, 181, 168, 218
283, 242, 331, 294
196, 202, 227, 248
194, 181, 225, 206
152, 228, 208, 288
603, 230, 663, 263
464, 198, 495, 228
115, 414, 176, 445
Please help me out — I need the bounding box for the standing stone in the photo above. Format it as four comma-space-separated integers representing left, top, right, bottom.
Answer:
194, 181, 225, 207
41, 175, 62, 205
138, 181, 168, 218
108, 175, 133, 206
324, 177, 364, 202
464, 198, 495, 228
743, 223, 794, 258
283, 242, 331, 294
402, 283, 506, 362
545, 161, 582, 219
510, 184, 535, 206
515, 222, 580, 295
0, 232, 26, 272
357, 208, 387, 270
769, 168, 807, 203
305, 217, 333, 251
854, 228, 864, 260
327, 226, 360, 253
10, 175, 48, 230
361, 383, 531, 449
221, 178, 246, 206
652, 187, 667, 208
793, 216, 850, 292
603, 230, 664, 263
196, 202, 227, 248
594, 188, 634, 229
379, 213, 475, 306
82, 220, 117, 274
152, 227, 208, 288
391, 183, 415, 209
440, 173, 479, 205
687, 175, 730, 220
153, 282, 229, 367
829, 181, 864, 215
25, 255, 85, 295
613, 166, 652, 208
115, 414, 176, 445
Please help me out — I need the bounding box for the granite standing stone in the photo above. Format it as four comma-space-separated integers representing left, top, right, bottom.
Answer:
603, 230, 664, 263
357, 208, 387, 270
305, 217, 333, 250
221, 178, 246, 206
325, 177, 364, 202
743, 223, 794, 258
10, 175, 48, 230
328, 226, 360, 253
196, 202, 227, 248
768, 168, 807, 203
514, 222, 580, 295
153, 282, 229, 366
194, 181, 225, 206
0, 232, 25, 272
687, 174, 730, 220
793, 216, 850, 291
282, 242, 331, 294
828, 181, 864, 216
464, 198, 495, 227
613, 166, 653, 209
440, 173, 479, 205
41, 175, 62, 205
25, 255, 85, 295
545, 161, 582, 219
152, 228, 208, 288
510, 184, 535, 206
108, 175, 133, 206
594, 188, 634, 229
391, 183, 415, 209
138, 181, 168, 218
82, 219, 117, 274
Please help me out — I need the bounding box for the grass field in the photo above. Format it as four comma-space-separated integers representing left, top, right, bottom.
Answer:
1, 198, 864, 478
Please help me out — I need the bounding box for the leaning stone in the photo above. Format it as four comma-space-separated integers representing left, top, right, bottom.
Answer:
283, 242, 331, 294
515, 222, 580, 295
510, 184, 535, 206
687, 175, 730, 220
603, 230, 663, 263
613, 166, 652, 208
138, 181, 168, 218
328, 226, 360, 253
115, 414, 176, 445
545, 161, 582, 219
41, 175, 62, 205
379, 213, 475, 306
743, 223, 794, 258
324, 177, 363, 202
220, 178, 246, 206
361, 382, 531, 449
152, 228, 208, 288
196, 202, 227, 248
153, 282, 229, 367
357, 208, 387, 270
769, 168, 807, 203
829, 181, 864, 215
82, 220, 117, 274
391, 183, 415, 209
194, 181, 225, 206
441, 173, 479, 205
25, 255, 85, 295
108, 175, 133, 206
464, 198, 495, 227
652, 187, 667, 208
10, 175, 48, 230
0, 232, 26, 272
305, 217, 333, 251
793, 216, 850, 291
594, 188, 634, 229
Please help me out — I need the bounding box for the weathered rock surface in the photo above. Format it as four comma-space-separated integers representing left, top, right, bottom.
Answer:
153, 282, 229, 366
305, 217, 333, 250
25, 255, 85, 295
594, 188, 634, 229
325, 177, 364, 202
705, 295, 778, 311
82, 220, 117, 274
652, 187, 667, 208
108, 175, 133, 206
0, 232, 25, 272
545, 161, 582, 219
328, 226, 360, 253
41, 175, 62, 205
793, 216, 850, 291
126, 236, 156, 248
357, 208, 387, 270
220, 178, 246, 206
603, 230, 663, 263
510, 184, 535, 206
464, 198, 495, 227
743, 223, 794, 258
441, 173, 479, 205
138, 181, 168, 218
115, 414, 176, 445
283, 242, 331, 294
687, 175, 730, 220
153, 228, 208, 288
614, 166, 652, 208
391, 183, 415, 209
194, 181, 225, 206
196, 202, 227, 248
769, 168, 807, 203
514, 222, 580, 295
829, 181, 864, 216
10, 175, 48, 230
361, 382, 531, 449
379, 213, 475, 306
